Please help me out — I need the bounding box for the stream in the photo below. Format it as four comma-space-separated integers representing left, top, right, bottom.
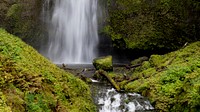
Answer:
91, 81, 154, 112
59, 64, 154, 112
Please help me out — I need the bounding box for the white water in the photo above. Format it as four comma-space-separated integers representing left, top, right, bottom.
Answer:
98, 88, 154, 112
43, 0, 98, 64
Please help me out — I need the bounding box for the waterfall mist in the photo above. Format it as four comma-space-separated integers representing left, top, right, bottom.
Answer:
42, 0, 99, 64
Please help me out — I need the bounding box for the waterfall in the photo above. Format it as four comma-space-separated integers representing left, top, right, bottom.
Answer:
43, 0, 99, 64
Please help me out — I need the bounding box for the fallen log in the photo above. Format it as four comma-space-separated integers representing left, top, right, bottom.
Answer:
97, 70, 121, 92
123, 77, 139, 85
125, 64, 141, 69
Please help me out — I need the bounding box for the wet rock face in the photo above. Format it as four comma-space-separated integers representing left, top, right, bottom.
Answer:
0, 0, 41, 26
0, 0, 44, 49
93, 55, 113, 71
0, 0, 11, 26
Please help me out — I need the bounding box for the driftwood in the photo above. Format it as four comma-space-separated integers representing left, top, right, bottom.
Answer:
113, 63, 142, 69
63, 67, 75, 71
113, 64, 127, 67
125, 64, 141, 69
97, 70, 120, 92
167, 42, 188, 66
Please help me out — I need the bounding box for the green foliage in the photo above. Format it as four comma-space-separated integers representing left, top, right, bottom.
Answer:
25, 93, 51, 112
0, 29, 96, 112
124, 42, 200, 111
105, 0, 200, 51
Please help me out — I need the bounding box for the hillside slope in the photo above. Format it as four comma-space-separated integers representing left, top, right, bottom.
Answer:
0, 29, 96, 112
124, 42, 200, 111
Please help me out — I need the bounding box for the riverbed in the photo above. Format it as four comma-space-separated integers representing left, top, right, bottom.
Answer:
59, 64, 155, 112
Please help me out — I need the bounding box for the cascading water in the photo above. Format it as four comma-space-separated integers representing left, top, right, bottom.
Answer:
90, 81, 154, 112
98, 88, 154, 112
43, 0, 98, 64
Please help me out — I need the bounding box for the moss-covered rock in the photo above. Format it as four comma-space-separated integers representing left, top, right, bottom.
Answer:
93, 55, 113, 71
0, 29, 96, 112
123, 42, 200, 111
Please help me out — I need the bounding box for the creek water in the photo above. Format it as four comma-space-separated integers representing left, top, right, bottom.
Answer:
91, 82, 154, 112
42, 0, 98, 64
61, 64, 154, 112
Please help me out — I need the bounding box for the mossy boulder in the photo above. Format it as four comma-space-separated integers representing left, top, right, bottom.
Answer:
123, 42, 200, 111
93, 55, 113, 71
0, 29, 96, 112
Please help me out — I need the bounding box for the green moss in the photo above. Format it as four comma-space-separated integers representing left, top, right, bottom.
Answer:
104, 0, 200, 51
93, 55, 113, 71
0, 29, 96, 112
149, 55, 164, 67
124, 42, 200, 111
103, 25, 122, 40
6, 4, 22, 18
131, 56, 148, 65
141, 61, 151, 70
0, 91, 12, 112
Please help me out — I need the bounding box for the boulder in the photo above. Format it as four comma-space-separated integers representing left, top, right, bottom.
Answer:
93, 55, 113, 71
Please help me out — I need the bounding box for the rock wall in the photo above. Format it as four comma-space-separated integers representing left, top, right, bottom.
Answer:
103, 0, 200, 52
0, 0, 44, 49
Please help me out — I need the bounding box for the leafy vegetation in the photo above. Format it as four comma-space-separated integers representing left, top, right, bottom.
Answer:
104, 0, 200, 51
0, 29, 96, 112
123, 42, 200, 111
